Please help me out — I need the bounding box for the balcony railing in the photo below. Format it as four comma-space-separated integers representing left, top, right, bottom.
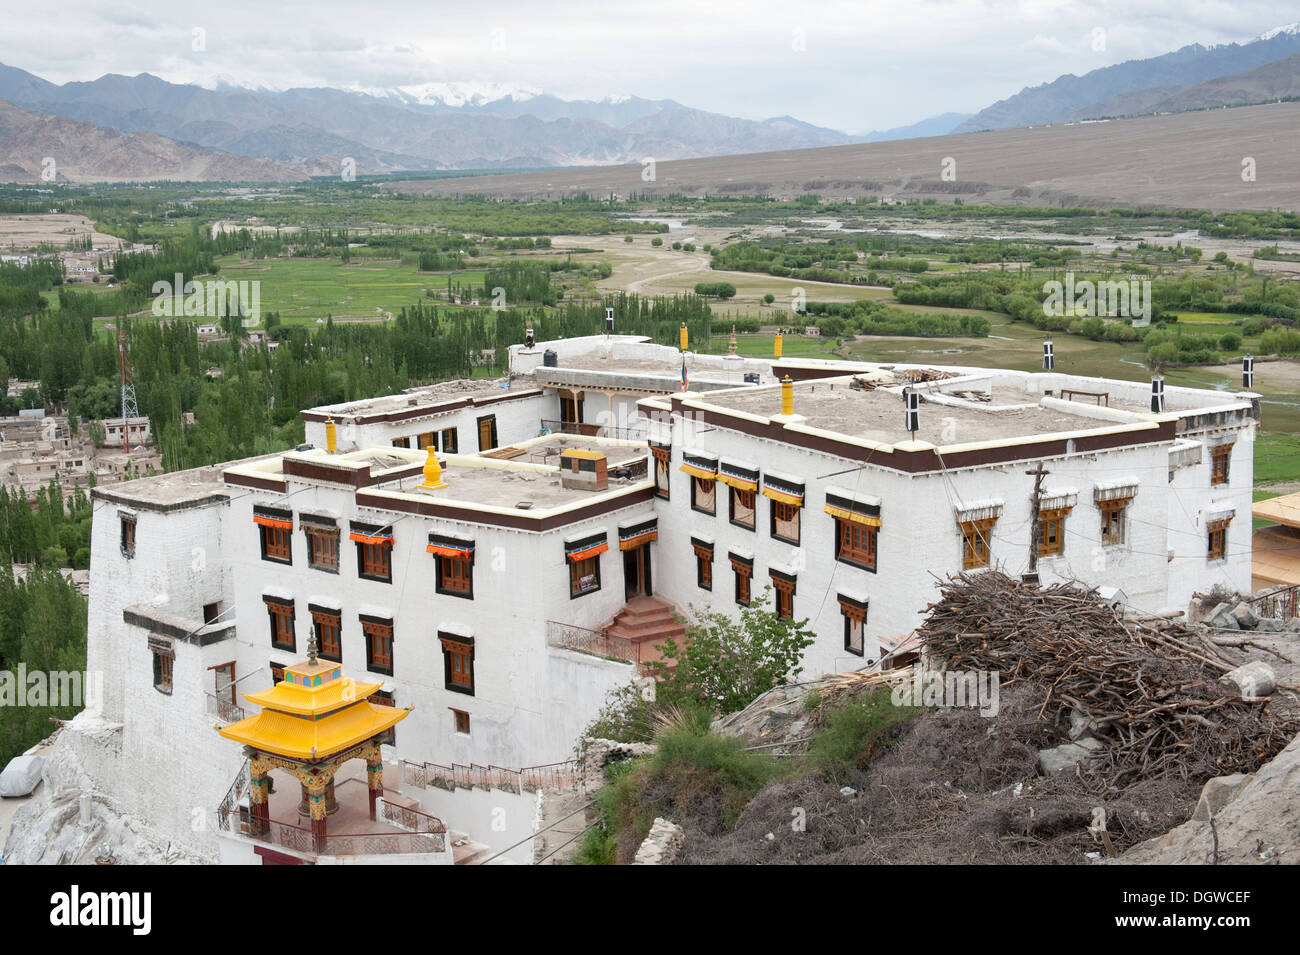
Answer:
539, 419, 649, 441
216, 805, 447, 856
401, 757, 580, 794
1247, 584, 1300, 621
206, 692, 246, 725
546, 619, 641, 665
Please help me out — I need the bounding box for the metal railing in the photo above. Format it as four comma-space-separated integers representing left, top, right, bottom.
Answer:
1247, 584, 1300, 621
546, 619, 641, 665
206, 692, 246, 725
216, 759, 250, 832
539, 419, 649, 441
401, 757, 580, 795
216, 807, 447, 856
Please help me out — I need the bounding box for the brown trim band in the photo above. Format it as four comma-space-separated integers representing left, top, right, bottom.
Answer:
300, 388, 543, 425
355, 485, 655, 531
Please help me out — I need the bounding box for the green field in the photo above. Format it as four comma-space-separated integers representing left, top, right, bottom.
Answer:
211, 256, 488, 323
1167, 312, 1249, 325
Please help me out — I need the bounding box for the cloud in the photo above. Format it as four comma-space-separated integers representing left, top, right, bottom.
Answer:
1025, 33, 1068, 53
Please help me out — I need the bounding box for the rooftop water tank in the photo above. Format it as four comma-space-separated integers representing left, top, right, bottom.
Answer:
543, 349, 558, 368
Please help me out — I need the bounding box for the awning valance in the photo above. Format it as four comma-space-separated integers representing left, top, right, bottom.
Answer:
717, 462, 760, 493
253, 505, 293, 530
649, 443, 671, 463
565, 532, 609, 562
350, 531, 393, 546
680, 462, 717, 481
825, 504, 882, 528
762, 475, 805, 507
837, 592, 869, 622
427, 533, 475, 560
618, 519, 658, 550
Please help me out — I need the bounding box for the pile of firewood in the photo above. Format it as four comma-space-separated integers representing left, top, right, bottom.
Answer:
917, 572, 1299, 790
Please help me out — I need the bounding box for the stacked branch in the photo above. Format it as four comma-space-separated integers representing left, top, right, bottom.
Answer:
917, 572, 1299, 790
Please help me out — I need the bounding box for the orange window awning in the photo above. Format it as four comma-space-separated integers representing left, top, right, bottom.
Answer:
762, 487, 804, 507
350, 531, 393, 546
679, 462, 717, 481
566, 541, 609, 562
253, 514, 293, 530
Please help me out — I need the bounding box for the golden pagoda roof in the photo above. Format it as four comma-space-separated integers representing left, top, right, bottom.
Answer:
216, 655, 409, 760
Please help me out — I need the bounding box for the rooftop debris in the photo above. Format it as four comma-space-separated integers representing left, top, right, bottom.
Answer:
917, 571, 1300, 791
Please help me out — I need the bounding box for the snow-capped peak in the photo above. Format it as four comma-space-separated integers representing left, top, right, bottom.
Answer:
362, 81, 543, 108
1257, 22, 1300, 42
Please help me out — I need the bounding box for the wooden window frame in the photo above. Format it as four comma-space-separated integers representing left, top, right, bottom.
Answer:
370, 689, 396, 746
770, 500, 801, 545
265, 599, 296, 653
729, 486, 757, 531
418, 431, 437, 450
1099, 498, 1128, 546
304, 525, 340, 572
151, 641, 174, 695
1207, 517, 1232, 562
1038, 507, 1069, 558
439, 633, 475, 696
569, 554, 602, 598
120, 513, 136, 559
834, 518, 878, 572
654, 456, 671, 500
692, 541, 713, 591
440, 427, 459, 454
770, 573, 796, 620
356, 540, 392, 584
477, 414, 499, 452
960, 519, 996, 571
730, 556, 753, 607
450, 708, 470, 735
260, 524, 292, 565
270, 662, 287, 684
362, 618, 394, 676
436, 553, 474, 599
839, 596, 869, 658
1211, 444, 1233, 487
311, 607, 342, 663
691, 476, 716, 515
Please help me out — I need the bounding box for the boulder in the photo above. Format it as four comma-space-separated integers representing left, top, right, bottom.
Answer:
1285, 617, 1300, 633
1206, 602, 1239, 630
1190, 773, 1252, 823
1231, 603, 1262, 629
1038, 740, 1101, 775
1219, 661, 1276, 699
1254, 617, 1286, 633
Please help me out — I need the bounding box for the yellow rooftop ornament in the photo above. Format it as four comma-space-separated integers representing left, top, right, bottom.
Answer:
325, 415, 337, 454
774, 329, 783, 358
728, 325, 737, 355
781, 374, 794, 416
419, 445, 447, 489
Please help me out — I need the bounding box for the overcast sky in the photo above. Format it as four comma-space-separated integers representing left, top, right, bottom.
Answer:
2, 0, 1297, 132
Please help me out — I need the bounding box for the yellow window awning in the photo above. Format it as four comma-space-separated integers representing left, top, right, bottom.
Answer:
680, 462, 717, 481
824, 504, 881, 527
763, 487, 804, 507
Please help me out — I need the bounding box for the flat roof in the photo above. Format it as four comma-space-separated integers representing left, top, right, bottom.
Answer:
304, 378, 534, 421
91, 462, 235, 512
1254, 492, 1300, 530
697, 375, 1147, 449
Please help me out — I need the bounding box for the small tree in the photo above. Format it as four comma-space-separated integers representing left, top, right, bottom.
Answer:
648, 588, 816, 715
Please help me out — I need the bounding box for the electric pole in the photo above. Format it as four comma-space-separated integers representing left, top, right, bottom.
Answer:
1026, 461, 1048, 579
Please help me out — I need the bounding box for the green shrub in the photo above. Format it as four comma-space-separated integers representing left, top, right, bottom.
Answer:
807, 688, 919, 785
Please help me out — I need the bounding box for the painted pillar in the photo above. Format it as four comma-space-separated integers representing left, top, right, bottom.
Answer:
366, 743, 384, 821
248, 757, 271, 838
306, 771, 332, 853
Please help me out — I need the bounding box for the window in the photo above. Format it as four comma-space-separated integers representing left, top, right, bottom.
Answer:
119, 513, 136, 559
265, 598, 296, 652
771, 500, 800, 544
559, 390, 583, 425
392, 437, 411, 449
150, 636, 173, 694
567, 534, 607, 598
692, 539, 713, 590
437, 554, 474, 598
255, 507, 294, 564
270, 662, 287, 685
418, 431, 436, 450
439, 633, 474, 695
770, 571, 796, 619
960, 519, 996, 570
1211, 443, 1233, 486
304, 523, 340, 572
370, 689, 396, 745
652, 447, 671, 500
729, 486, 756, 530
835, 519, 878, 572
730, 554, 753, 606
477, 414, 498, 451
1038, 507, 1069, 557
351, 523, 393, 583
362, 617, 394, 675
1208, 516, 1232, 562
310, 606, 342, 663
692, 476, 716, 515
839, 596, 868, 657
439, 428, 459, 454
1100, 499, 1128, 546
451, 708, 470, 735
203, 602, 221, 625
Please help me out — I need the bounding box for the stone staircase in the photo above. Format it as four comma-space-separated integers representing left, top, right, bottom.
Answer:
603, 596, 686, 666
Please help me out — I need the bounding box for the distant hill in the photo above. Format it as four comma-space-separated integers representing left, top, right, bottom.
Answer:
957, 24, 1300, 132
860, 113, 973, 142
0, 99, 308, 183
0, 63, 857, 172
1067, 52, 1300, 120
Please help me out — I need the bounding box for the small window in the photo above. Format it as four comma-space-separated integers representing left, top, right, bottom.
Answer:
1100, 499, 1128, 546
352, 525, 393, 583
960, 519, 995, 570
730, 556, 753, 607
203, 602, 221, 625
692, 540, 713, 591
1208, 516, 1232, 562
771, 500, 800, 545
120, 514, 137, 559
304, 525, 340, 572
418, 431, 436, 450
835, 518, 878, 572
265, 598, 296, 652
692, 477, 716, 515
839, 597, 868, 657
440, 634, 474, 695
440, 428, 459, 454
1211, 444, 1232, 487
311, 608, 342, 663
569, 555, 601, 597
729, 486, 756, 531
260, 525, 292, 564
654, 453, 671, 500
270, 662, 287, 684
392, 437, 411, 449
477, 414, 498, 452
1039, 508, 1069, 557
370, 689, 396, 746
451, 708, 470, 735
362, 618, 394, 675
151, 641, 174, 694
436, 555, 474, 599
771, 572, 796, 619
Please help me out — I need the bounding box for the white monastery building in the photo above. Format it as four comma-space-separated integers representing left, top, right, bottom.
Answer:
11, 334, 1259, 864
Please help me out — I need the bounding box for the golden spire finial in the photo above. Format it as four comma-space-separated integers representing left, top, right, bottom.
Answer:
419, 445, 447, 489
